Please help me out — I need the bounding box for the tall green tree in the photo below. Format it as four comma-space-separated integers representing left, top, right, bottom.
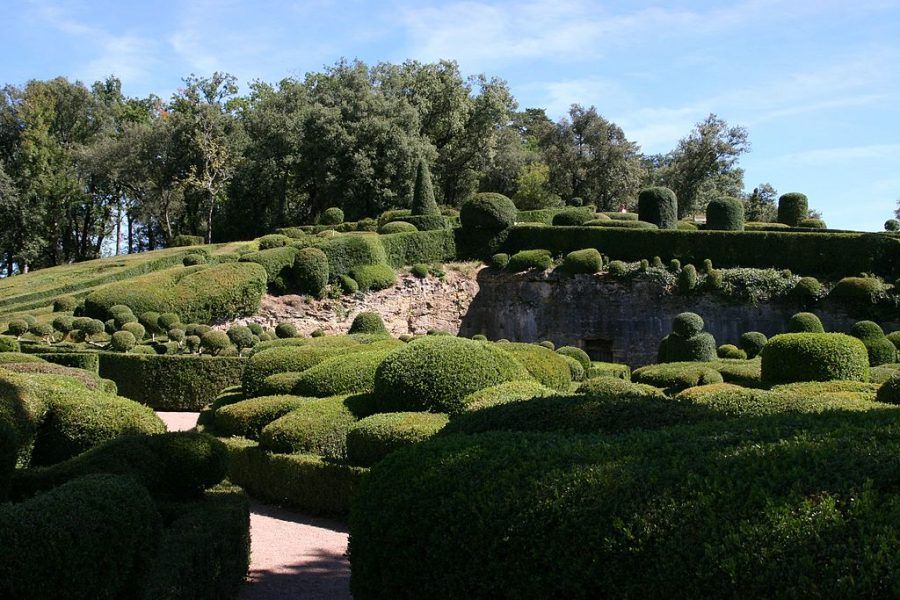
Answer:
411, 158, 438, 215
512, 162, 561, 209
744, 183, 777, 222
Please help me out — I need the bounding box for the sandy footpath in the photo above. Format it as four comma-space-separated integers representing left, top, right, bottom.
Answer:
157, 412, 352, 599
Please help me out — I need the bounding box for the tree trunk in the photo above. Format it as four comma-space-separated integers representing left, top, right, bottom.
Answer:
115, 202, 122, 255
206, 190, 215, 244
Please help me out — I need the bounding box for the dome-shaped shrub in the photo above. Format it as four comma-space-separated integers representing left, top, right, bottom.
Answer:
502, 343, 572, 391
705, 197, 745, 230
350, 264, 397, 292
672, 312, 704, 337
507, 249, 552, 271
761, 333, 869, 384
849, 321, 897, 366
321, 207, 345, 225
490, 253, 509, 269
632, 363, 723, 393
798, 217, 826, 229
460, 193, 517, 230
227, 325, 255, 350
373, 337, 532, 414
347, 412, 448, 467
739, 331, 767, 359
659, 313, 716, 362
289, 346, 399, 397
109, 330, 136, 353
829, 277, 884, 304
157, 312, 181, 330
213, 395, 311, 439
275, 322, 299, 339
791, 277, 823, 303
6, 320, 29, 338
461, 380, 553, 411
637, 187, 677, 230
717, 344, 746, 359
885, 219, 900, 232
349, 312, 387, 335
200, 330, 232, 355
876, 375, 900, 404
293, 247, 329, 297
777, 192, 808, 226
555, 346, 590, 370
378, 221, 418, 234
120, 322, 145, 340
339, 274, 359, 294
563, 248, 602, 274
551, 209, 592, 226
52, 296, 77, 312
787, 312, 824, 333
561, 355, 585, 381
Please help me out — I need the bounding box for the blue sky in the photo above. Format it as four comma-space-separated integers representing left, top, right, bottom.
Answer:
2, 0, 899, 231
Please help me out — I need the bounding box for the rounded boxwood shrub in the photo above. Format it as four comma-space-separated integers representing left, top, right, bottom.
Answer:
555, 346, 590, 370
705, 197, 744, 230
637, 186, 677, 229
378, 221, 417, 234
563, 248, 602, 274
158, 312, 181, 330
461, 381, 553, 412
339, 274, 359, 294
409, 263, 429, 279
588, 219, 657, 229
226, 325, 255, 351
489, 253, 509, 269
885, 219, 900, 232
849, 321, 897, 366
830, 277, 883, 304
791, 276, 823, 303
659, 313, 716, 363
632, 363, 723, 393
349, 312, 387, 335
607, 260, 628, 277
717, 344, 746, 359
109, 330, 136, 353
52, 296, 77, 312
290, 347, 398, 397
798, 217, 826, 229
460, 193, 517, 230
560, 355, 585, 381
321, 207, 345, 226
259, 371, 305, 396
347, 412, 449, 467
739, 331, 767, 359
501, 343, 572, 392
120, 321, 145, 340
242, 344, 361, 397
213, 395, 311, 439
507, 249, 552, 272
259, 393, 377, 459
7, 319, 28, 338
350, 264, 396, 292
373, 337, 532, 414
677, 264, 698, 292
182, 252, 207, 266
551, 209, 592, 226
876, 375, 900, 404
777, 192, 808, 226
761, 333, 869, 384
200, 330, 232, 355
292, 247, 329, 297
275, 323, 299, 339
51, 315, 74, 334
0, 335, 20, 353
787, 312, 824, 333
888, 331, 900, 351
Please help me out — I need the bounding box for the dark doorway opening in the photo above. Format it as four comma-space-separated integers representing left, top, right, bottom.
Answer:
582, 338, 614, 362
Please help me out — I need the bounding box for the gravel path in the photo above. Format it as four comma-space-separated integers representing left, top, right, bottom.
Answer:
157, 411, 352, 600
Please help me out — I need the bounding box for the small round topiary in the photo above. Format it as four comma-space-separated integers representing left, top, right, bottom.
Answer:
556, 346, 590, 370
677, 264, 698, 292
876, 375, 900, 404
798, 218, 826, 229
705, 197, 745, 230
791, 277, 823, 303
637, 187, 678, 230
109, 330, 136, 353
490, 253, 509, 269
563, 248, 602, 274
321, 207, 345, 225
52, 296, 77, 312
248, 322, 264, 336
787, 312, 824, 333
339, 274, 359, 295
200, 330, 232, 355
460, 193, 517, 230
507, 250, 553, 272
551, 209, 592, 226
777, 192, 808, 226
185, 335, 201, 353
472, 334, 487, 341
761, 333, 869, 384
275, 322, 299, 339
349, 312, 387, 335
673, 313, 704, 338
885, 219, 900, 232
410, 263, 430, 279
105, 319, 118, 335
6, 319, 29, 338
888, 331, 900, 351
651, 256, 664, 268
139, 311, 162, 335
227, 325, 256, 350
378, 221, 418, 234
0, 335, 20, 352
739, 331, 768, 359
293, 247, 330, 297
607, 260, 628, 277
167, 328, 185, 343
311, 329, 325, 338
539, 340, 555, 350
346, 412, 449, 467
121, 322, 145, 340
669, 259, 681, 272
373, 337, 532, 414
157, 312, 181, 331
30, 323, 53, 339
849, 320, 885, 341
182, 253, 206, 266
848, 320, 897, 366
51, 315, 75, 334
717, 344, 747, 359
829, 277, 884, 304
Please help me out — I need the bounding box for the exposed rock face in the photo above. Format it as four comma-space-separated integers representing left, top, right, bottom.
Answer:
228, 266, 897, 368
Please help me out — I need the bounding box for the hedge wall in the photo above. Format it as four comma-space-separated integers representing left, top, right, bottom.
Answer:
34, 351, 99, 374
381, 229, 456, 268
99, 354, 246, 411
502, 225, 900, 278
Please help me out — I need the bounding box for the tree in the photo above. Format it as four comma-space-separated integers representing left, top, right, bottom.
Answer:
512, 162, 561, 209
895, 198, 899, 219
411, 158, 438, 215
744, 183, 777, 222
661, 114, 749, 218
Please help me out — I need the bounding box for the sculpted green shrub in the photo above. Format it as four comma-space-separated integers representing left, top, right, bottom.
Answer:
339, 275, 359, 294
551, 208, 593, 226
876, 375, 900, 404
240, 246, 299, 293
347, 412, 448, 467
350, 264, 396, 292
461, 381, 553, 412
460, 193, 517, 230
52, 296, 77, 312
787, 312, 824, 333
501, 343, 572, 391
791, 276, 823, 303
489, 253, 509, 269
226, 326, 255, 351
242, 344, 365, 397
798, 217, 826, 229
411, 159, 439, 216
374, 337, 532, 414
348, 312, 387, 335
213, 395, 311, 439
321, 207, 345, 226
849, 321, 897, 366
632, 363, 724, 393
830, 277, 884, 304
739, 331, 767, 359
507, 249, 553, 272
397, 215, 447, 231
777, 192, 808, 226
172, 234, 204, 247
678, 264, 698, 292
761, 333, 869, 384
561, 355, 585, 381
290, 348, 398, 397
705, 197, 745, 230
563, 248, 602, 274
110, 330, 136, 353
257, 234, 291, 249
378, 221, 418, 235
637, 186, 677, 229
200, 331, 232, 356
717, 344, 746, 359
0, 336, 20, 353
315, 234, 388, 277
555, 346, 590, 370
658, 312, 716, 362
182, 253, 207, 266
6, 320, 29, 338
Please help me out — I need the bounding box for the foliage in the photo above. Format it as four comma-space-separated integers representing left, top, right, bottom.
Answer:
739, 331, 767, 359
705, 196, 744, 230
347, 412, 449, 467
348, 312, 388, 335
777, 192, 808, 226
460, 193, 518, 230
787, 312, 824, 333
291, 347, 399, 397
637, 186, 678, 229
761, 333, 870, 384
507, 249, 553, 271
213, 395, 311, 439
411, 159, 439, 216
501, 343, 572, 391
632, 362, 724, 392
321, 207, 345, 225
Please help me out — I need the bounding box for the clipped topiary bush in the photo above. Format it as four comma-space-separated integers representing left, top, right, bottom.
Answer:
507, 249, 552, 272
347, 412, 449, 467
555, 346, 590, 370
52, 296, 77, 312
373, 337, 532, 414
776, 192, 808, 226
716, 344, 746, 359
705, 197, 745, 230
460, 193, 517, 230
348, 312, 387, 335
200, 331, 232, 355
560, 355, 585, 381
658, 313, 716, 363
292, 247, 329, 297
490, 253, 509, 269
110, 330, 136, 353
321, 207, 345, 226
848, 320, 897, 366
761, 333, 869, 384
791, 276, 823, 303
350, 264, 396, 292
501, 343, 572, 392
213, 395, 311, 439
239, 246, 300, 293
339, 274, 359, 294
876, 375, 899, 404
0, 336, 20, 353
275, 323, 299, 339
830, 277, 884, 304
242, 343, 363, 397
632, 362, 723, 393
551, 208, 593, 226
885, 219, 900, 232
787, 312, 825, 333
798, 217, 826, 229
677, 264, 698, 292
562, 248, 602, 274
378, 221, 418, 235
461, 380, 553, 412
739, 331, 767, 359
290, 347, 399, 397
411, 159, 439, 216
637, 186, 677, 230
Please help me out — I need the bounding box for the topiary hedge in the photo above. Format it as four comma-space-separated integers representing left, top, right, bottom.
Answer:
461, 380, 553, 412
738, 331, 767, 359
172, 234, 205, 247
501, 343, 572, 391
373, 337, 532, 414
212, 395, 312, 440
562, 248, 602, 274
761, 333, 870, 384
551, 208, 594, 226
350, 409, 900, 598
380, 229, 456, 267
378, 221, 418, 234
396, 215, 447, 231
658, 312, 716, 362
506, 249, 553, 271
348, 312, 388, 335
777, 192, 808, 226
346, 412, 449, 467
787, 311, 824, 333
98, 353, 245, 411
290, 347, 398, 397
239, 246, 300, 293
637, 186, 677, 230
849, 320, 897, 366
350, 264, 397, 292
242, 344, 362, 397
321, 207, 345, 226
312, 235, 389, 277
632, 362, 724, 393
460, 193, 518, 230
705, 196, 744, 230
292, 247, 330, 296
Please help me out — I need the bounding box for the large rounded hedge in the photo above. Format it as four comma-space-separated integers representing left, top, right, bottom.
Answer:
349, 264, 396, 292
242, 345, 361, 397
290, 347, 398, 397
848, 320, 897, 366
777, 192, 808, 226
460, 193, 517, 230
632, 362, 723, 393
787, 312, 825, 333
562, 248, 602, 274
348, 312, 387, 335
761, 333, 869, 384
346, 412, 449, 467
350, 410, 900, 598
293, 247, 329, 296
705, 197, 745, 230
373, 337, 532, 414
501, 343, 572, 392
637, 187, 677, 229
213, 395, 312, 440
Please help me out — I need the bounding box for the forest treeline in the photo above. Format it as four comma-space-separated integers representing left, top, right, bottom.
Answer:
0, 59, 778, 274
